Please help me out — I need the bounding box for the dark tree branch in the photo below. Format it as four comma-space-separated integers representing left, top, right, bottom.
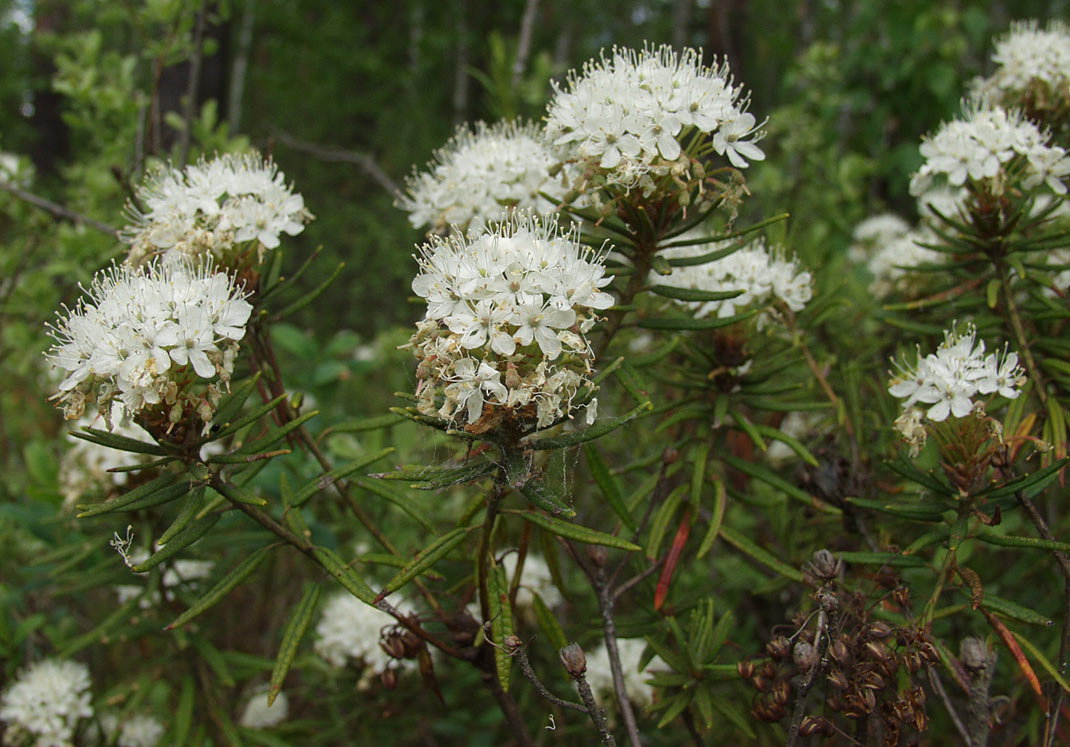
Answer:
178, 1, 207, 167
0, 181, 118, 236
271, 130, 402, 199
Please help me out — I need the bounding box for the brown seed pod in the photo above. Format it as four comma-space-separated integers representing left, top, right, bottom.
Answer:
861, 671, 885, 691
799, 715, 836, 737
866, 621, 894, 640
766, 635, 791, 662
863, 640, 889, 662
826, 668, 849, 690
893, 587, 910, 609
760, 661, 777, 680
772, 678, 791, 706
380, 632, 407, 660
826, 693, 845, 712
752, 674, 772, 694
380, 667, 398, 690
829, 637, 850, 665
737, 659, 756, 680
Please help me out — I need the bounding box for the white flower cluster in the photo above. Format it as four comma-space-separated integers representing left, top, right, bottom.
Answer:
45, 260, 252, 428
122, 153, 311, 267
909, 103, 1070, 199
857, 224, 943, 297
502, 552, 562, 610
400, 120, 561, 235
846, 214, 912, 265
889, 324, 1025, 424
314, 593, 413, 679
972, 21, 1070, 107
583, 638, 665, 708
660, 237, 812, 319
0, 658, 93, 747
238, 690, 288, 730
408, 213, 611, 430
99, 713, 165, 747
545, 44, 764, 193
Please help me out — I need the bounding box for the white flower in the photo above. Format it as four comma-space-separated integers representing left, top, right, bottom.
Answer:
582, 638, 665, 708
122, 153, 312, 266
888, 324, 1024, 425
314, 593, 414, 678
0, 659, 93, 747
972, 21, 1070, 108
45, 259, 251, 427
545, 45, 764, 193
400, 120, 561, 234
909, 102, 1070, 200
847, 214, 911, 264
409, 212, 608, 429
100, 712, 165, 747
238, 689, 288, 729
863, 226, 943, 296
658, 235, 811, 320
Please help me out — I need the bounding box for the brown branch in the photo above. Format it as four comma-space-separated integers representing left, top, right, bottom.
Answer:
510, 639, 588, 714
178, 1, 206, 168
928, 665, 971, 746
595, 566, 642, 747
271, 130, 402, 199
0, 181, 117, 236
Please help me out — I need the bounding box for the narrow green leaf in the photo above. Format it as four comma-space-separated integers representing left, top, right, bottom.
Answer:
167, 547, 271, 630
489, 564, 514, 691
58, 598, 139, 657
527, 401, 653, 450
232, 411, 319, 456
584, 444, 636, 531
886, 458, 956, 496
375, 460, 497, 489
650, 254, 673, 276
269, 584, 321, 706
711, 697, 757, 739
693, 686, 715, 729
981, 594, 1054, 626
638, 309, 757, 330
718, 525, 803, 581
515, 478, 573, 517
273, 261, 344, 319
978, 458, 1069, 501
132, 513, 221, 573
172, 675, 194, 746
354, 476, 437, 530
753, 424, 819, 467
207, 372, 262, 435
728, 409, 767, 452
707, 609, 734, 660
378, 528, 469, 599
976, 529, 1070, 552
614, 360, 650, 405
323, 414, 405, 434
836, 551, 927, 568
656, 692, 693, 728
76, 472, 187, 517
211, 394, 288, 441
650, 285, 744, 302
646, 485, 687, 560
531, 592, 568, 652
721, 455, 839, 514
1011, 631, 1070, 694
192, 634, 235, 687
213, 480, 268, 507
72, 427, 168, 455
690, 442, 710, 512
313, 547, 376, 604
696, 478, 726, 559
157, 488, 205, 546
290, 448, 396, 507
510, 510, 641, 551
845, 496, 950, 521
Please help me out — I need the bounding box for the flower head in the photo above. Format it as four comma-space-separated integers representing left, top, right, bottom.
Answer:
400, 120, 561, 235
408, 212, 609, 430
909, 102, 1070, 199
238, 689, 288, 730
0, 658, 94, 747
545, 45, 764, 197
122, 153, 312, 267
888, 324, 1025, 426
658, 236, 812, 320
972, 21, 1070, 120
99, 712, 165, 747
45, 259, 252, 430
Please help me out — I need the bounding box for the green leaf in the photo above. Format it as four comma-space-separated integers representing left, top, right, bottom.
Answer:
976, 529, 1070, 553
531, 592, 568, 652
981, 594, 1054, 626
886, 458, 956, 496
721, 455, 838, 514
718, 525, 803, 582
650, 254, 673, 276
845, 496, 950, 521
132, 513, 221, 572
978, 459, 1069, 501
489, 564, 514, 691
650, 285, 745, 302
584, 444, 636, 531
289, 448, 396, 507
58, 598, 139, 657
353, 476, 436, 531
208, 372, 262, 434
377, 528, 470, 600
313, 547, 376, 604
167, 547, 271, 630
269, 583, 320, 706
72, 427, 168, 455
614, 360, 650, 405
696, 478, 726, 559
752, 424, 819, 467
210, 394, 288, 442
272, 261, 344, 319
519, 478, 575, 517
693, 686, 715, 729
707, 609, 734, 660
638, 309, 757, 330
231, 411, 319, 456
76, 472, 187, 517
836, 551, 927, 568
656, 692, 693, 728
324, 414, 405, 434
172, 675, 194, 746
157, 488, 205, 546
375, 461, 497, 489
712, 697, 757, 739
1011, 631, 1070, 694
192, 634, 235, 687
728, 409, 767, 452
646, 485, 687, 561
527, 401, 653, 450
510, 510, 641, 551
212, 481, 268, 507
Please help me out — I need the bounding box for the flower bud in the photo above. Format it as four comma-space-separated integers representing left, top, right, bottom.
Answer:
559, 643, 587, 678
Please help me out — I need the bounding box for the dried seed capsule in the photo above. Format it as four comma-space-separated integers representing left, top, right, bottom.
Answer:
829, 637, 850, 665
866, 621, 893, 640
380, 667, 398, 691
799, 716, 836, 737
826, 668, 849, 690
772, 678, 791, 706
737, 659, 756, 679
767, 635, 791, 661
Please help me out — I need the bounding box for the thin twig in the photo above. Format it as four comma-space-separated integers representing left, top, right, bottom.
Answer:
511, 0, 539, 89
786, 591, 833, 747
595, 566, 642, 747
271, 130, 402, 199
928, 665, 971, 746
0, 181, 117, 236
510, 640, 588, 714
573, 663, 618, 746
